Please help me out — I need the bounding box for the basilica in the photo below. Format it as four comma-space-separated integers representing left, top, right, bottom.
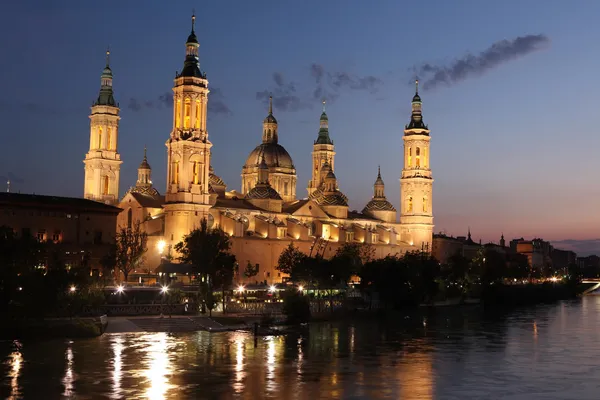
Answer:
83, 16, 434, 284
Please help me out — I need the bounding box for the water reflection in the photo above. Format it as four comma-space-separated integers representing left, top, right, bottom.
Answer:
6, 341, 22, 400
143, 333, 173, 400
62, 342, 74, 397
111, 336, 124, 398
4, 300, 600, 399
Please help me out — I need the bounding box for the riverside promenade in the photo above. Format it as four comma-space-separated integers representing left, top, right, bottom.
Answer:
104, 314, 254, 334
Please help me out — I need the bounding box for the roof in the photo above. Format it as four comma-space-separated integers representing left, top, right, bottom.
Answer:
362, 198, 396, 213
244, 142, 295, 170
282, 199, 310, 214
214, 197, 260, 211
246, 184, 282, 200
128, 192, 164, 208
0, 192, 121, 214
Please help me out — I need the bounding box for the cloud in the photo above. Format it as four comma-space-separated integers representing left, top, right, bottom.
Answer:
256, 72, 311, 112
257, 65, 384, 112
413, 34, 550, 90
126, 89, 232, 117
207, 87, 232, 117
551, 239, 600, 257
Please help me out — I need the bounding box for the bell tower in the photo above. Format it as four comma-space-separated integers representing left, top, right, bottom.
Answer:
308, 100, 336, 195
83, 49, 122, 205
400, 80, 433, 250
164, 14, 213, 248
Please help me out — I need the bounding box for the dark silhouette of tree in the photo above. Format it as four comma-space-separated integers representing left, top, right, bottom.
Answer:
115, 222, 148, 283
175, 218, 236, 315
244, 261, 259, 280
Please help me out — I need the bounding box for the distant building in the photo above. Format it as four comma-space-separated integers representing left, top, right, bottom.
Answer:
551, 248, 576, 273
510, 238, 553, 269
432, 230, 508, 264
577, 255, 600, 277
0, 192, 121, 272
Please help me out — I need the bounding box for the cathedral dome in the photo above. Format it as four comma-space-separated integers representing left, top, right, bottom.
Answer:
362, 198, 396, 213
246, 185, 282, 200
244, 143, 295, 170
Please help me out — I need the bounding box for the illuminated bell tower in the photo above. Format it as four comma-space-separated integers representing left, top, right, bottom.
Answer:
400, 80, 433, 250
164, 14, 212, 248
83, 49, 122, 205
307, 100, 336, 195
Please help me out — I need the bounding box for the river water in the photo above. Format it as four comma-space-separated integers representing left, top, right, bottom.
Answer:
2, 297, 600, 399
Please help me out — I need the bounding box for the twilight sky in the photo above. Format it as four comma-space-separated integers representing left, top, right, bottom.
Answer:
1, 0, 600, 254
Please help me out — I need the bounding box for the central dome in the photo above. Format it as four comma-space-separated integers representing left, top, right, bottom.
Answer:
244, 143, 295, 169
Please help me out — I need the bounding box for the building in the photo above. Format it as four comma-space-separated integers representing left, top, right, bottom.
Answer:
510, 238, 553, 269
0, 192, 121, 272
550, 248, 576, 273
92, 15, 434, 284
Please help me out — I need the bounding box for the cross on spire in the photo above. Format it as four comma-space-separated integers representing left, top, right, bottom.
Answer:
268, 95, 273, 114
191, 10, 196, 32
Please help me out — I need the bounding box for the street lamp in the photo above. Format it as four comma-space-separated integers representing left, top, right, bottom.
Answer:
161, 285, 169, 294
69, 285, 76, 293
116, 285, 125, 294
157, 240, 166, 256
298, 285, 304, 292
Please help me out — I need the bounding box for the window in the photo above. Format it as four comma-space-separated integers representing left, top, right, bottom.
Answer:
98, 127, 103, 149
52, 231, 61, 242
283, 181, 289, 195
346, 231, 354, 242
37, 230, 46, 242
184, 98, 191, 129
102, 176, 110, 195
195, 100, 201, 129
372, 233, 379, 243
423, 147, 428, 168
423, 196, 428, 213
93, 231, 103, 244
171, 161, 179, 184
406, 196, 413, 213
127, 208, 132, 229
176, 99, 181, 128
107, 127, 112, 150
407, 147, 412, 167
415, 147, 421, 167
192, 161, 200, 184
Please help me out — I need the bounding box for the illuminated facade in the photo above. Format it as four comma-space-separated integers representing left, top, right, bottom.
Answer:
83, 50, 122, 205
105, 15, 434, 283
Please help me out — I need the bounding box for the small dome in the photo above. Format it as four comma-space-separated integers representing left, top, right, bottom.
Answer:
412, 93, 421, 103
139, 158, 150, 169
102, 66, 112, 78
244, 143, 295, 169
326, 170, 336, 180
363, 199, 396, 213
187, 31, 198, 44
309, 187, 349, 207
246, 185, 282, 200
320, 111, 328, 121
264, 113, 277, 124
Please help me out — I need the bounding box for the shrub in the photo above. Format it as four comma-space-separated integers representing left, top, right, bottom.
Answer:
282, 290, 311, 324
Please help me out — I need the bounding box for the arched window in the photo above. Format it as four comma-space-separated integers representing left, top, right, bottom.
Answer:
176, 99, 182, 128
415, 147, 421, 167
195, 100, 201, 129
127, 208, 132, 229
406, 196, 413, 213
407, 147, 412, 167
192, 161, 200, 184
423, 196, 428, 213
284, 181, 289, 195
107, 127, 112, 150
98, 127, 103, 149
102, 176, 109, 195
171, 161, 179, 185
184, 98, 191, 129
423, 147, 428, 168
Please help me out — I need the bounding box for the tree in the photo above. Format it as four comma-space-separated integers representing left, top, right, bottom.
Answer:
244, 261, 259, 280
277, 243, 306, 277
115, 222, 148, 283
175, 218, 237, 314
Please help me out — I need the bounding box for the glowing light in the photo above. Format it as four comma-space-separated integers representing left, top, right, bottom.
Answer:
237, 285, 245, 293
144, 333, 173, 399
116, 285, 125, 294
550, 276, 559, 282
298, 285, 304, 292
63, 343, 74, 397
269, 285, 276, 293
157, 240, 166, 255
112, 336, 123, 397
161, 286, 169, 294
69, 285, 76, 293
409, 241, 414, 246
9, 342, 22, 399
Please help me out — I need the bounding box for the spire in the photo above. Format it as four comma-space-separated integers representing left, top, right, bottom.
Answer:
374, 166, 385, 198
140, 145, 150, 169
136, 146, 152, 187
315, 100, 333, 145
406, 78, 427, 131
262, 94, 278, 143
179, 13, 202, 78
467, 227, 472, 242
94, 48, 116, 107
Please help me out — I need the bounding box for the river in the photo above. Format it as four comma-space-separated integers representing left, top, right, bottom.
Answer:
2, 297, 600, 399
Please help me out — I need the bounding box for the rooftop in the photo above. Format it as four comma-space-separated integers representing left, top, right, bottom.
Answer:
0, 192, 122, 214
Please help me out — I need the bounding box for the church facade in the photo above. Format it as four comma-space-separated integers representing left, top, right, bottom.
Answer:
85, 16, 434, 284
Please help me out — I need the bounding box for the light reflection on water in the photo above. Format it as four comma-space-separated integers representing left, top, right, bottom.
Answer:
2, 298, 600, 399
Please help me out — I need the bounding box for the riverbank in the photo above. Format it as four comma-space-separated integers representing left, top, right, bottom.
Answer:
0, 316, 107, 340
